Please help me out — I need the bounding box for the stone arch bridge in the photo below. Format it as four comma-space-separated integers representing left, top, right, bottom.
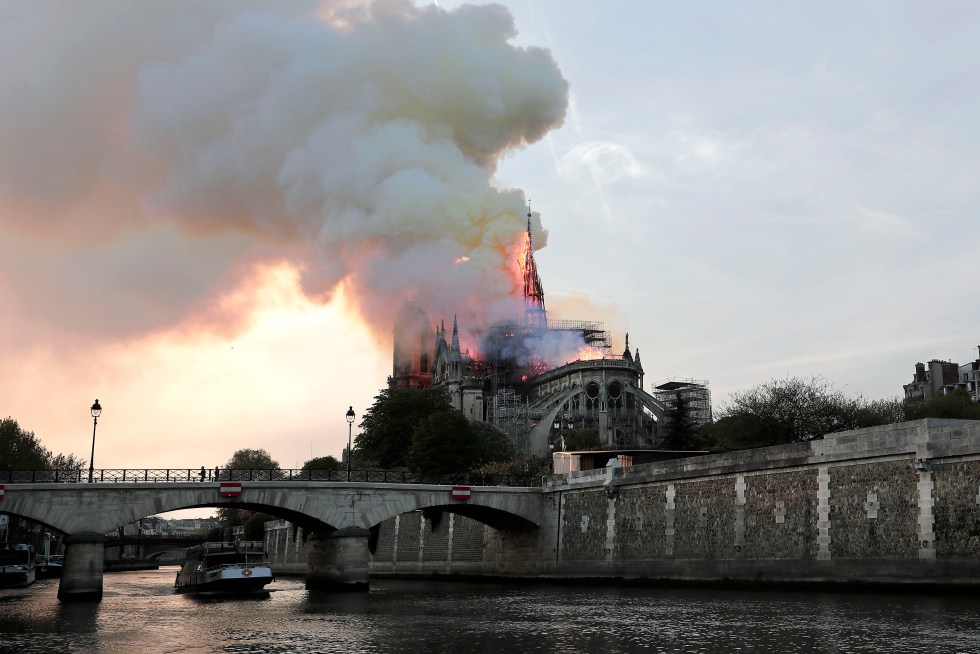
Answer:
1, 480, 544, 601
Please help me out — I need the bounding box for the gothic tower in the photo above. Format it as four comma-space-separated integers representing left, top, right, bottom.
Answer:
522, 207, 547, 329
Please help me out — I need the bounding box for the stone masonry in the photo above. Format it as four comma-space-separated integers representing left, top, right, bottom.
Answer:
353, 419, 980, 587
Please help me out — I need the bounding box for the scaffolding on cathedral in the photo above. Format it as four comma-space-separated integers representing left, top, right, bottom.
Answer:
546, 319, 612, 351
489, 388, 531, 457
650, 378, 713, 427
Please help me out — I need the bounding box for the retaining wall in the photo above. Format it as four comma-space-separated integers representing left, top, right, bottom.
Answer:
266, 419, 980, 586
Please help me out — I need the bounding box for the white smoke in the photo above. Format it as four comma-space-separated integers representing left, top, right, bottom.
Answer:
481, 326, 590, 369
0, 0, 567, 338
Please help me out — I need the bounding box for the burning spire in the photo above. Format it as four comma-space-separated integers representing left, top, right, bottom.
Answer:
522, 201, 547, 329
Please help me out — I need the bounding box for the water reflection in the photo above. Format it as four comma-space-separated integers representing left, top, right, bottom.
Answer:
1, 571, 979, 653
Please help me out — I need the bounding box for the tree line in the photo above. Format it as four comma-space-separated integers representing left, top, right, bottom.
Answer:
352, 387, 532, 473
665, 375, 980, 451
1, 417, 86, 472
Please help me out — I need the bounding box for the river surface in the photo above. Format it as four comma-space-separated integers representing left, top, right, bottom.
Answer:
1, 569, 979, 653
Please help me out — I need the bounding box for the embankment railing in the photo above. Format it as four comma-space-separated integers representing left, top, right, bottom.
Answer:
1, 468, 540, 487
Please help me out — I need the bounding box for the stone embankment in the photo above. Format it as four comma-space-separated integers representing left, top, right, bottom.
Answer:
266, 419, 980, 587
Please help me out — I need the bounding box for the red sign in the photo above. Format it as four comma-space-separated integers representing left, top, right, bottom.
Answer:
219, 481, 242, 497
0, 484, 4, 501
451, 486, 471, 501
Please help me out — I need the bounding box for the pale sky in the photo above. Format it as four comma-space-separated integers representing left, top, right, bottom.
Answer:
2, 1, 978, 474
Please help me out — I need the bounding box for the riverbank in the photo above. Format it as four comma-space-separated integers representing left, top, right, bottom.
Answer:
264, 420, 980, 589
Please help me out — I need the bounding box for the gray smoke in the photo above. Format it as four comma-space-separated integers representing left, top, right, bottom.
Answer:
0, 0, 568, 338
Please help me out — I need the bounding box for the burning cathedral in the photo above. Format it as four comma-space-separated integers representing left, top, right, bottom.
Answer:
389, 209, 711, 457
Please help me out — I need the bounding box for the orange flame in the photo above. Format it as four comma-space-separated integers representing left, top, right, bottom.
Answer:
575, 345, 605, 361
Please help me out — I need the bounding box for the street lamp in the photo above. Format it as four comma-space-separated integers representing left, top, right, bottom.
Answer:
346, 406, 355, 481
88, 399, 102, 483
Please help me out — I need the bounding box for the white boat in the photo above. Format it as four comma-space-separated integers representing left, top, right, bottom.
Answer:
174, 541, 273, 593
0, 543, 36, 588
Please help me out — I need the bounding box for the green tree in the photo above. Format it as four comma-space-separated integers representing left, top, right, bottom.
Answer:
904, 388, 980, 420
477, 454, 552, 477
301, 455, 342, 480
242, 512, 275, 541
217, 448, 281, 527
663, 391, 699, 450
355, 387, 453, 468
406, 413, 517, 473
0, 417, 86, 472
406, 411, 480, 473
224, 448, 279, 473
48, 452, 86, 473
562, 428, 602, 451
860, 397, 906, 425
0, 417, 50, 470
301, 455, 342, 471
699, 413, 773, 451
707, 375, 902, 450
470, 422, 516, 467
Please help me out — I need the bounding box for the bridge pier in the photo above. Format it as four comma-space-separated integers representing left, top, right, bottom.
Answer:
306, 527, 369, 591
58, 533, 106, 602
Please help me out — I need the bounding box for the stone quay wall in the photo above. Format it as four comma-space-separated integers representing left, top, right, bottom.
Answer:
264, 519, 313, 575
539, 418, 980, 584
266, 419, 980, 587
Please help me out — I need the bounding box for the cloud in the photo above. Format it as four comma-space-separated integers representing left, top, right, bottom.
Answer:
558, 141, 648, 185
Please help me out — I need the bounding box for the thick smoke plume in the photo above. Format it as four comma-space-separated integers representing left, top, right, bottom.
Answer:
0, 0, 568, 341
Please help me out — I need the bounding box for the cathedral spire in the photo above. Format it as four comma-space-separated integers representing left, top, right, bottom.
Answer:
622, 333, 633, 362
451, 314, 460, 352
522, 201, 547, 329
527, 200, 533, 250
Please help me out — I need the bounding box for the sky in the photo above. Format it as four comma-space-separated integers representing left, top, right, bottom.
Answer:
2, 0, 979, 474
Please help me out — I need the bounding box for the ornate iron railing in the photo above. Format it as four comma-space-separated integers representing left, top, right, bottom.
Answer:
0, 468, 540, 487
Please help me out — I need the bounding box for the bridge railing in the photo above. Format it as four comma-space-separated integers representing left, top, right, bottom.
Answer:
1, 469, 541, 487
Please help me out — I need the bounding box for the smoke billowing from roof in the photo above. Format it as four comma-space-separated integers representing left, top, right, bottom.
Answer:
0, 0, 568, 341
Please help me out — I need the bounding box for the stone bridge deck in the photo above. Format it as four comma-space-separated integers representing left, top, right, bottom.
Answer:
0, 479, 544, 601
3, 480, 543, 535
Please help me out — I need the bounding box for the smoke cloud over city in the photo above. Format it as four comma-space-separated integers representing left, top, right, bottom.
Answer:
0, 0, 568, 344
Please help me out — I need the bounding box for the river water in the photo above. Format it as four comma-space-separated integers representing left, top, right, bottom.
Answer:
1, 569, 978, 653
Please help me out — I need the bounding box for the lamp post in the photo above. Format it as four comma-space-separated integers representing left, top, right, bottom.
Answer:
345, 406, 355, 481
88, 399, 102, 483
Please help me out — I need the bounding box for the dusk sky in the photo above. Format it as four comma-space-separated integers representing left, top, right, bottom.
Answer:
2, 1, 978, 473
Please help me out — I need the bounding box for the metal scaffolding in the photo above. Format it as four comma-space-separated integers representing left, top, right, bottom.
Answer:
546, 319, 611, 351
488, 388, 531, 457
650, 378, 713, 427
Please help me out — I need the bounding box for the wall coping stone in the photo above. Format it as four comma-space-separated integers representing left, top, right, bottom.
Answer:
544, 419, 980, 492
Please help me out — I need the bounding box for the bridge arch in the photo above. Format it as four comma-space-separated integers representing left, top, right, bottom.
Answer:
0, 507, 67, 537
1, 484, 356, 535
1, 480, 544, 600
146, 549, 187, 563
363, 488, 541, 531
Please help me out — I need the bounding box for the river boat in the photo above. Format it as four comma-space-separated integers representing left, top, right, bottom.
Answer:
174, 541, 273, 593
0, 544, 36, 588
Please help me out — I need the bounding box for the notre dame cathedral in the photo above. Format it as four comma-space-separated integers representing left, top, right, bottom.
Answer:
389, 212, 710, 456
